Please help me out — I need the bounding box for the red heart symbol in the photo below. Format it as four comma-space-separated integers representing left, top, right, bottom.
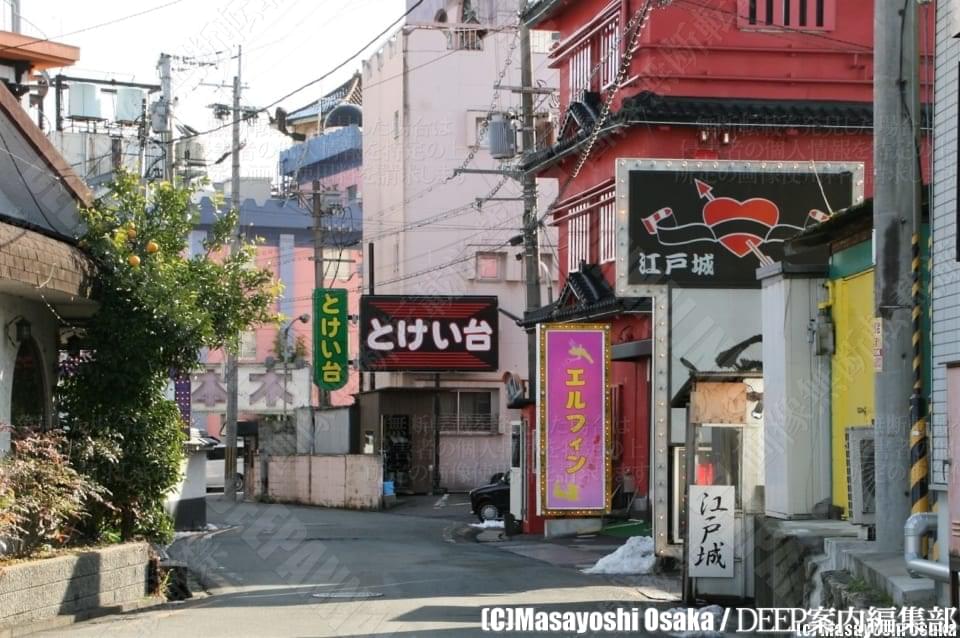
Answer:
702, 197, 779, 258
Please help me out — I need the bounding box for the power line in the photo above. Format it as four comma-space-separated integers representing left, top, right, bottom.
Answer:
0, 0, 186, 57
170, 0, 426, 146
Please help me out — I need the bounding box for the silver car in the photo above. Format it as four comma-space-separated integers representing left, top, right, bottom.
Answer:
206, 443, 245, 492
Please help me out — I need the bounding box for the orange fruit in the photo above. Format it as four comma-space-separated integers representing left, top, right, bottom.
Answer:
146, 240, 159, 254
128, 255, 141, 267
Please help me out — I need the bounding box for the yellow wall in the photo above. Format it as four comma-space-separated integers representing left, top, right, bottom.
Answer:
830, 269, 875, 515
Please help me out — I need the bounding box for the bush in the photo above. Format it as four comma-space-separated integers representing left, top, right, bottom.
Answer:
0, 429, 110, 557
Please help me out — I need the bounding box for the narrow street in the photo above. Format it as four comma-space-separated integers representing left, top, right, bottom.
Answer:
46, 498, 675, 637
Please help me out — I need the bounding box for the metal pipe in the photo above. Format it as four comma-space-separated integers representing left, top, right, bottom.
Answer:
904, 512, 949, 582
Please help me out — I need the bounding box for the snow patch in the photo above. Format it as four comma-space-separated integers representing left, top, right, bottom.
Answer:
667, 605, 725, 638
470, 519, 505, 529
582, 536, 656, 575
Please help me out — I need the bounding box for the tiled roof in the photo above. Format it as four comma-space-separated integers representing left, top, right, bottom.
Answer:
523, 92, 883, 173
520, 263, 649, 326
287, 73, 362, 124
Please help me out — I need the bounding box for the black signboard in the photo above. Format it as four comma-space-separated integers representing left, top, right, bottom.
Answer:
359, 295, 499, 372
628, 169, 854, 286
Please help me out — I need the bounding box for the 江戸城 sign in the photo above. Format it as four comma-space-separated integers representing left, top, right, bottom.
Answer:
539, 323, 611, 515
620, 160, 861, 287
359, 295, 498, 372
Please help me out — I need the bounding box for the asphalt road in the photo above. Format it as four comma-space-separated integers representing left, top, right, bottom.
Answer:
45, 497, 675, 637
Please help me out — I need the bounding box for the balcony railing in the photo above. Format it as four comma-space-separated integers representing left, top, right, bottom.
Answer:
438, 414, 498, 434
447, 28, 483, 51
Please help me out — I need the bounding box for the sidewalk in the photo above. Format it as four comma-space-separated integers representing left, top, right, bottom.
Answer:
475, 528, 682, 601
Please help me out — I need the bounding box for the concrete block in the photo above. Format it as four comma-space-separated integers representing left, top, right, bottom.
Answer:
0, 543, 150, 630
848, 551, 937, 607
310, 456, 346, 507
544, 518, 602, 538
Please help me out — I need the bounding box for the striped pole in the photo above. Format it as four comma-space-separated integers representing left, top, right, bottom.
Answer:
909, 232, 929, 519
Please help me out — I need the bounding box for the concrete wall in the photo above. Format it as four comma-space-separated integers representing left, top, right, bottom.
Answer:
267, 455, 382, 510
0, 543, 150, 631
164, 450, 208, 531
298, 406, 352, 455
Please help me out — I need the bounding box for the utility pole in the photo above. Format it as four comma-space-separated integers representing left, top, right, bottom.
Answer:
873, 0, 920, 551
312, 179, 328, 409
520, 12, 541, 401
224, 45, 242, 503
10, 0, 20, 33
157, 53, 174, 183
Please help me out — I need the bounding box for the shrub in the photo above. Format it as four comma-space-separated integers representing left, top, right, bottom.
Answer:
0, 429, 111, 557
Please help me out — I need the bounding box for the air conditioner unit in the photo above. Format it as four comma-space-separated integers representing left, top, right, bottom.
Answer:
846, 426, 875, 526
115, 87, 145, 125
68, 83, 102, 121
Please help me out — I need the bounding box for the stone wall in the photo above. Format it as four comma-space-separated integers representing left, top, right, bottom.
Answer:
0, 543, 151, 631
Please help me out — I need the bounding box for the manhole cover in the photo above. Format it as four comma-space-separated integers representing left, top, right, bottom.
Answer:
311, 591, 383, 599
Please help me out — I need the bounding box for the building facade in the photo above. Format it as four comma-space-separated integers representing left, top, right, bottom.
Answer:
522, 0, 933, 551
359, 0, 558, 493
0, 33, 97, 453
933, 0, 960, 605
189, 189, 362, 438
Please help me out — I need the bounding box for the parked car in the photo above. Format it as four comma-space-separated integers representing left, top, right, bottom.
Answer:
206, 442, 244, 492
470, 473, 509, 522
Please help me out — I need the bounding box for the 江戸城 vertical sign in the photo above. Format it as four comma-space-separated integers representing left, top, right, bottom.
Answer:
314, 288, 349, 391
688, 485, 734, 578
539, 323, 611, 515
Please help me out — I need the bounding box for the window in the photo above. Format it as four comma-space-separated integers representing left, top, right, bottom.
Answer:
476, 252, 504, 281
569, 41, 592, 101
567, 204, 590, 272
448, 28, 483, 51
530, 30, 560, 55
239, 330, 257, 361
739, 0, 835, 30
600, 200, 616, 263
439, 391, 498, 434
600, 17, 620, 89
346, 185, 358, 203
323, 248, 350, 281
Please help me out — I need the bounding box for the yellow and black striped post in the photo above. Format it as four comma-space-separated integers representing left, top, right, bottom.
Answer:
909, 232, 929, 519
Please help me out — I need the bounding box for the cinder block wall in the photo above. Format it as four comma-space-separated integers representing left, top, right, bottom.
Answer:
0, 543, 150, 630
267, 455, 382, 509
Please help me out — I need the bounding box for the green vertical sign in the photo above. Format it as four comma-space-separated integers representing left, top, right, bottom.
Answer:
313, 288, 348, 391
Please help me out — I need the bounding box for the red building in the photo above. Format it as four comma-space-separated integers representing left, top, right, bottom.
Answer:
520, 0, 931, 540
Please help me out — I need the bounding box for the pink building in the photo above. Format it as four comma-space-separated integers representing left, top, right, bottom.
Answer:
189, 194, 362, 437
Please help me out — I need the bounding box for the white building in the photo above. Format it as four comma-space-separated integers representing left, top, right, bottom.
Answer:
359, 0, 558, 493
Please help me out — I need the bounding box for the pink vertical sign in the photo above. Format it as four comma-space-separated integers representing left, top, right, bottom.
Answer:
539, 323, 610, 514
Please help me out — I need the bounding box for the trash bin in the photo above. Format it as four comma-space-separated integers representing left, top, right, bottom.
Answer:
383, 480, 395, 497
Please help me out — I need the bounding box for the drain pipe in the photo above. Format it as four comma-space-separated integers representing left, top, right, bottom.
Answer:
905, 513, 949, 582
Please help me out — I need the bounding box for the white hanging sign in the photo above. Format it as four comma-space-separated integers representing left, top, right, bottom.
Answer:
688, 485, 735, 578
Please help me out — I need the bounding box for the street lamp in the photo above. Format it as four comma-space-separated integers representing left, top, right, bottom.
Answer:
282, 313, 310, 419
